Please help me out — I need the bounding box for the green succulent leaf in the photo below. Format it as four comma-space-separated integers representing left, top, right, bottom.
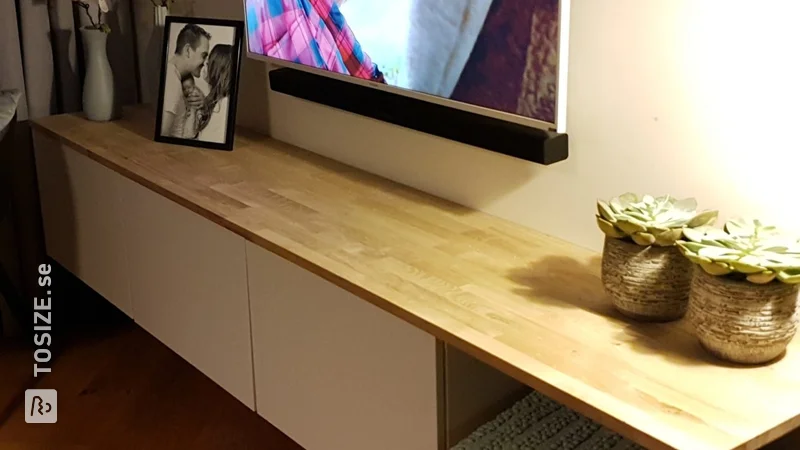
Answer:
631, 232, 656, 246
759, 257, 800, 271
655, 195, 671, 203
698, 246, 740, 259
614, 213, 640, 223
747, 272, 777, 284
681, 227, 704, 243
617, 193, 639, 208
684, 253, 713, 265
609, 198, 624, 214
762, 253, 800, 263
615, 219, 648, 234
725, 218, 756, 237
654, 228, 683, 247
729, 261, 767, 274
597, 201, 616, 222
718, 238, 750, 251
596, 216, 626, 238
626, 211, 653, 222
714, 253, 745, 263
687, 210, 719, 228
682, 226, 732, 244
777, 269, 800, 284
677, 241, 707, 254
673, 198, 698, 214
701, 261, 733, 276
647, 225, 670, 234
725, 218, 782, 239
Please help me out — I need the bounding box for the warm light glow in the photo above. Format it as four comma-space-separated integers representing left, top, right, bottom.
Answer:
678, 2, 800, 228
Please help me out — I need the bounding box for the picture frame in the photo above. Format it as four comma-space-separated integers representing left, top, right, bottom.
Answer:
154, 16, 244, 151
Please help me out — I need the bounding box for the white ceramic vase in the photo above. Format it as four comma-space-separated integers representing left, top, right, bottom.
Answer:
81, 28, 115, 122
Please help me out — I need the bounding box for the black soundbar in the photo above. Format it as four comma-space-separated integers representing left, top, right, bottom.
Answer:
268, 67, 568, 165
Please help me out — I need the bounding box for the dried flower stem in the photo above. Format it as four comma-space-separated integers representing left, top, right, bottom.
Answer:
82, 5, 98, 28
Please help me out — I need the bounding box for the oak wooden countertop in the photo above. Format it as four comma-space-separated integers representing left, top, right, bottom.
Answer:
32, 108, 800, 450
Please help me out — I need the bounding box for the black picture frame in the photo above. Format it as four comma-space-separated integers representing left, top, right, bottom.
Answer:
154, 16, 244, 151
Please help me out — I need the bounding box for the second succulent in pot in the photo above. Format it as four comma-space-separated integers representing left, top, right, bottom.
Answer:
596, 193, 718, 322
677, 219, 800, 364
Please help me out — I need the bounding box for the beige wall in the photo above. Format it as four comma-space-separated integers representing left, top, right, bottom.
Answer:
141, 1, 800, 252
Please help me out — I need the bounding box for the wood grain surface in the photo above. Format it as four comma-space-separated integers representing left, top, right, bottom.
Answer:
31, 108, 800, 450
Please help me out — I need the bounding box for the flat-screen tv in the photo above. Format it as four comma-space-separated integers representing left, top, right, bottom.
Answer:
243, 0, 570, 133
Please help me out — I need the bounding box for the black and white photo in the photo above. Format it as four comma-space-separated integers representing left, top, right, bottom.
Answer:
155, 17, 243, 150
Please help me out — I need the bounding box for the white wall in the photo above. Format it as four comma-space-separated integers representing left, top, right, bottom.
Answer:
150, 0, 800, 252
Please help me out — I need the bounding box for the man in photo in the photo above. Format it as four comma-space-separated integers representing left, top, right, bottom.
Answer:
161, 24, 211, 137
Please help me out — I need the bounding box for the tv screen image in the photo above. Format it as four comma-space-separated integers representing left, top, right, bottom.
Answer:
244, 0, 568, 130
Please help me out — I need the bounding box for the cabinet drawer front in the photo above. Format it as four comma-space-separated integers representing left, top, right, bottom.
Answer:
247, 242, 441, 450
124, 179, 254, 409
33, 133, 132, 316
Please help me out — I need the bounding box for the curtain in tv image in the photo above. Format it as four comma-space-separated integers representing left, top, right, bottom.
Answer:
446, 0, 560, 124
353, 0, 561, 124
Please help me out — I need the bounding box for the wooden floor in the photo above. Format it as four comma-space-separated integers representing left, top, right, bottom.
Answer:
0, 302, 303, 450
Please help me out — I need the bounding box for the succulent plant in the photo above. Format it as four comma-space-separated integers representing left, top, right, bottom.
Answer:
676, 218, 800, 285
596, 193, 718, 246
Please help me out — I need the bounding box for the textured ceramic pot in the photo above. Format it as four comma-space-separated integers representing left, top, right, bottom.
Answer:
688, 267, 800, 364
601, 237, 693, 322
81, 28, 115, 122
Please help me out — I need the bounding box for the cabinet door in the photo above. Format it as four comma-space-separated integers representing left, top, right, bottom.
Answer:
246, 242, 442, 450
123, 181, 255, 409
33, 132, 132, 316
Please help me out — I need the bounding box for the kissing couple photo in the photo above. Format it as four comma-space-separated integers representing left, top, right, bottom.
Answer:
155, 17, 243, 150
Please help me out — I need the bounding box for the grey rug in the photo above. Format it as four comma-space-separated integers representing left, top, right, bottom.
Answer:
452, 390, 645, 450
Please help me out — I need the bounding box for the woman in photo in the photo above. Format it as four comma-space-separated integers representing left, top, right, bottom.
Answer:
196, 44, 232, 142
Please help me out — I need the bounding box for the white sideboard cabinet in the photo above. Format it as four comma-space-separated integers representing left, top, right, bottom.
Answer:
33, 127, 532, 450
34, 134, 256, 409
